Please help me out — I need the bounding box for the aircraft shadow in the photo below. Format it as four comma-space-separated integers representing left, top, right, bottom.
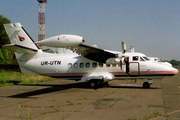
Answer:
8, 82, 89, 98
109, 86, 160, 89
6, 82, 160, 98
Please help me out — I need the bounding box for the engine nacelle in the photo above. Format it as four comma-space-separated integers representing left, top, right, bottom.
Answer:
106, 58, 120, 64
35, 34, 85, 47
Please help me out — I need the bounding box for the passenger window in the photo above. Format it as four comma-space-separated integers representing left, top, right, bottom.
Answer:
80, 63, 84, 68
99, 63, 103, 67
74, 63, 78, 68
106, 64, 110, 67
68, 63, 72, 68
133, 56, 139, 61
92, 62, 97, 67
86, 62, 90, 68
112, 64, 116, 67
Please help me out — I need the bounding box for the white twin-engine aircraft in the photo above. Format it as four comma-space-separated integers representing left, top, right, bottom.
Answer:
3, 23, 178, 89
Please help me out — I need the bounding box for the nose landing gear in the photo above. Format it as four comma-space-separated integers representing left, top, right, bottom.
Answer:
143, 79, 153, 88
143, 82, 150, 88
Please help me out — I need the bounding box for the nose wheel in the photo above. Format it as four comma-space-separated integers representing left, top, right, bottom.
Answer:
143, 82, 150, 88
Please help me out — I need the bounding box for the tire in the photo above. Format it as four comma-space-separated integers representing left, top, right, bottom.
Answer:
143, 82, 150, 88
88, 80, 98, 88
89, 81, 96, 88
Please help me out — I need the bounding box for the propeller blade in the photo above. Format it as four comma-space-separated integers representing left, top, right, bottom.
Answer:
121, 42, 126, 54
130, 46, 134, 52
120, 57, 124, 70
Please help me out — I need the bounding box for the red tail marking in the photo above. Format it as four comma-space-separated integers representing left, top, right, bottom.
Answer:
18, 35, 25, 41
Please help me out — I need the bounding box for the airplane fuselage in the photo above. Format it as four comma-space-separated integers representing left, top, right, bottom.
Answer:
18, 50, 178, 82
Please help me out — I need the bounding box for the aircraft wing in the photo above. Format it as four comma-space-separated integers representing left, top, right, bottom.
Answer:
3, 44, 38, 53
67, 44, 118, 63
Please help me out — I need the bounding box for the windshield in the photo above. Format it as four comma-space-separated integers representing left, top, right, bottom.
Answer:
143, 56, 150, 61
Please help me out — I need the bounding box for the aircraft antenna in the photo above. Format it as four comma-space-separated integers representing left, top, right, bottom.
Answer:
37, 0, 47, 49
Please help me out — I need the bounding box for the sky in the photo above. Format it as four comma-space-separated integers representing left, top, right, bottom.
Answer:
1, 0, 180, 60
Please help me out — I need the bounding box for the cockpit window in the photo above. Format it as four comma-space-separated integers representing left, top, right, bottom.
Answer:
140, 57, 145, 61
133, 56, 139, 61
159, 59, 162, 62
143, 56, 150, 61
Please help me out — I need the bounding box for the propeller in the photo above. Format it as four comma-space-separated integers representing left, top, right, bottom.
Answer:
121, 42, 126, 54
130, 46, 134, 52
120, 42, 127, 70
120, 57, 124, 70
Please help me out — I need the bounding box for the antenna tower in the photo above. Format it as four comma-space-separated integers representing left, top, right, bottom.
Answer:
37, 0, 47, 44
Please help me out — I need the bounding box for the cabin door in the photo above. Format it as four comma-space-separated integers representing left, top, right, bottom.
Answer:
129, 62, 140, 76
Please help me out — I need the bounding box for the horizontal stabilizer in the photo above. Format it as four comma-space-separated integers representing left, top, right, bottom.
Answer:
3, 44, 38, 53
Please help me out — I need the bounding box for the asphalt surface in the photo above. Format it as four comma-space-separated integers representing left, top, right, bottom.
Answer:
0, 71, 179, 120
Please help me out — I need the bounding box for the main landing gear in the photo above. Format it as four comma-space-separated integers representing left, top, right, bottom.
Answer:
89, 80, 97, 88
88, 79, 153, 89
88, 80, 109, 89
142, 79, 153, 88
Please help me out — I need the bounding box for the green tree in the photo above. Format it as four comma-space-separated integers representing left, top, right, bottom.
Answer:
0, 48, 16, 64
169, 59, 180, 67
0, 15, 16, 64
0, 15, 10, 47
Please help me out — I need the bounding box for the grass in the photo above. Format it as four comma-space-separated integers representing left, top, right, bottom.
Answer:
66, 100, 74, 105
16, 104, 71, 120
16, 104, 23, 120
0, 70, 55, 87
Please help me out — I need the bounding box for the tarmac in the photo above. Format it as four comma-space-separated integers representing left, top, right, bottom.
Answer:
0, 71, 179, 120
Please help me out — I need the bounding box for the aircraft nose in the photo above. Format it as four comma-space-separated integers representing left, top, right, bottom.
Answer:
161, 64, 179, 76
173, 68, 179, 74
168, 67, 178, 75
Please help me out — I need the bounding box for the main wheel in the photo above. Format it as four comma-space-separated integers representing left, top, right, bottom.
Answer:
88, 80, 98, 89
143, 82, 150, 88
89, 81, 96, 88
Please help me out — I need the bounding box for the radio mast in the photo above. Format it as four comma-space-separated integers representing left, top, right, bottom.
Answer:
37, 0, 47, 49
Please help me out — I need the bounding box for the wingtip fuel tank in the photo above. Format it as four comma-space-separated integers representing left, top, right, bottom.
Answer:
35, 34, 85, 47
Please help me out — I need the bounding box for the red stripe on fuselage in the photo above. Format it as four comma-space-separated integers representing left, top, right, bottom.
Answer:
110, 70, 178, 75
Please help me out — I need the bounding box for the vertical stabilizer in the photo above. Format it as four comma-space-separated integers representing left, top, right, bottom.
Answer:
3, 23, 40, 75
4, 23, 39, 50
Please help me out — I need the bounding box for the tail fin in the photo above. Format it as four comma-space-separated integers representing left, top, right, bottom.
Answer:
4, 23, 39, 51
3, 23, 40, 75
